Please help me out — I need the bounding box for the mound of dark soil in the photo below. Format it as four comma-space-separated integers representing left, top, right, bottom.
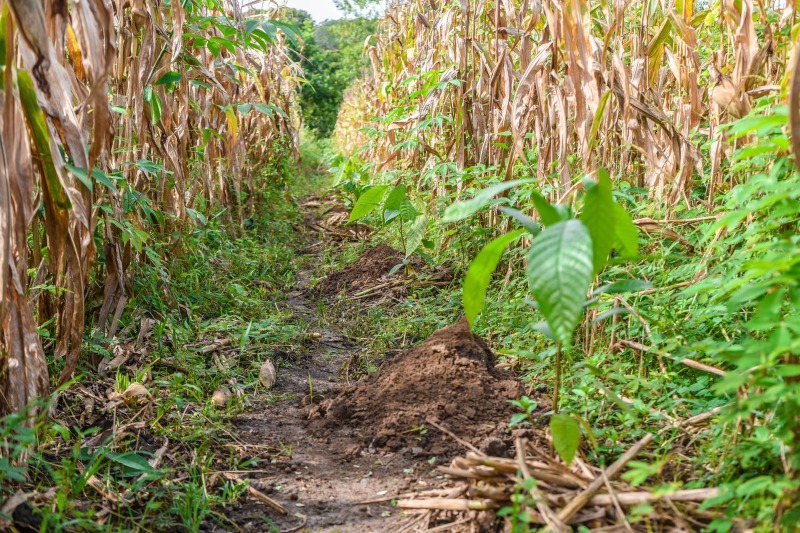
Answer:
309, 320, 536, 458
318, 243, 424, 297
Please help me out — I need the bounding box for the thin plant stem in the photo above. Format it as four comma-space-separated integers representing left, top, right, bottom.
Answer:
554, 342, 562, 413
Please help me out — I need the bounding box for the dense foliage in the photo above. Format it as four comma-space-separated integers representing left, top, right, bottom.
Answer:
331, 0, 800, 529
282, 8, 376, 137
0, 0, 300, 416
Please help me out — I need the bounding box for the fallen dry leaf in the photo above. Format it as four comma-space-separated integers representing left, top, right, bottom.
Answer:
211, 387, 231, 408
121, 382, 150, 403
259, 360, 277, 389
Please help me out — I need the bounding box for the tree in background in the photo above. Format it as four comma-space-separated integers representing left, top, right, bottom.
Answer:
281, 8, 376, 138
334, 0, 384, 16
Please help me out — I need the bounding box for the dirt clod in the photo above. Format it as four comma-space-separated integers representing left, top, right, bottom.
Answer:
309, 319, 532, 457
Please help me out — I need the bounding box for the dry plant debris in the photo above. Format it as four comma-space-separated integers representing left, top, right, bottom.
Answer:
393, 435, 719, 532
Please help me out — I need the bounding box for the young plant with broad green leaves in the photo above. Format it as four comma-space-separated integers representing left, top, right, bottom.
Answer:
449, 169, 639, 464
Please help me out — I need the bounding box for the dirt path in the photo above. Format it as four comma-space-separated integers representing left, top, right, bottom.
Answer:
205, 197, 530, 533
219, 279, 439, 532
213, 211, 442, 532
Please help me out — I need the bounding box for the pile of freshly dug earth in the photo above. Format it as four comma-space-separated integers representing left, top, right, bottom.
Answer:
309, 320, 533, 457
318, 243, 423, 297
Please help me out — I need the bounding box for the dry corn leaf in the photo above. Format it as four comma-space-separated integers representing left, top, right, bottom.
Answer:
259, 360, 277, 390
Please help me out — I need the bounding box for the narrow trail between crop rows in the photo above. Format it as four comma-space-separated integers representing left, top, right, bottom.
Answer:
224, 274, 413, 532
210, 199, 462, 532
205, 194, 720, 533
209, 196, 532, 533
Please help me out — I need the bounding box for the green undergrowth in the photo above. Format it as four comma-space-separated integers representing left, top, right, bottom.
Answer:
1, 162, 326, 531
326, 213, 785, 530
321, 100, 799, 530
315, 200, 769, 529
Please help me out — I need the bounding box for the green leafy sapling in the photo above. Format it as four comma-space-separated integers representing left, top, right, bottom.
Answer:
449, 168, 640, 464
348, 180, 428, 259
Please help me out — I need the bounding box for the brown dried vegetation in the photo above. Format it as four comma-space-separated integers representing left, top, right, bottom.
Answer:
336, 0, 786, 208
0, 0, 298, 415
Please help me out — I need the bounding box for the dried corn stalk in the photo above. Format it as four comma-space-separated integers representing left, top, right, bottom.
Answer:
0, 0, 300, 416
335, 0, 787, 208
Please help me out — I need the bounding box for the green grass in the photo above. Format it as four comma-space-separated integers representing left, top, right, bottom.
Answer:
315, 182, 781, 530
0, 165, 324, 531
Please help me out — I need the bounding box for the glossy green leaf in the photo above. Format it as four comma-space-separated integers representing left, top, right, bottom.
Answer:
349, 185, 389, 222
383, 184, 407, 222
612, 202, 639, 258
405, 215, 428, 258
399, 199, 421, 222
527, 220, 593, 345
581, 169, 616, 274
464, 230, 524, 326
550, 414, 581, 466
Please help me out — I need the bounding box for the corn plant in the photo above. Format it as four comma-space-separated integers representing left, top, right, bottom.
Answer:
0, 0, 301, 416
335, 0, 787, 208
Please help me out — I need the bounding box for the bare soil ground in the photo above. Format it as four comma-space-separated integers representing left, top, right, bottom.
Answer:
308, 319, 528, 457
316, 242, 451, 304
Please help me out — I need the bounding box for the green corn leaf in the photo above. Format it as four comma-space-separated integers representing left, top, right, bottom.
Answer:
581, 169, 616, 275
18, 70, 70, 212
550, 414, 581, 466
464, 230, 525, 326
588, 90, 612, 152
442, 178, 535, 223
646, 18, 673, 58
349, 185, 389, 222
527, 220, 593, 345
